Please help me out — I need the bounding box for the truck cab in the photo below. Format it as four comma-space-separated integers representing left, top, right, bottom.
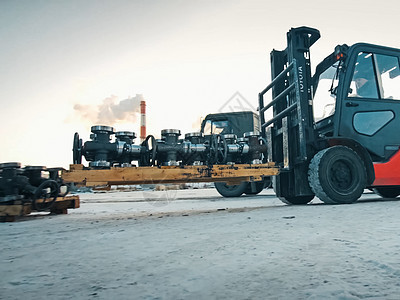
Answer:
200, 111, 269, 197
200, 111, 260, 137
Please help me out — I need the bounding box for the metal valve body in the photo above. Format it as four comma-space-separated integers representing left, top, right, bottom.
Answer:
74, 126, 269, 168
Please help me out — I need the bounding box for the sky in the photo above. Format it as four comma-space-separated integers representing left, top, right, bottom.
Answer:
1, 0, 399, 168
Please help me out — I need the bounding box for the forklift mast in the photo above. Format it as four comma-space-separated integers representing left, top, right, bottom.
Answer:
258, 27, 321, 201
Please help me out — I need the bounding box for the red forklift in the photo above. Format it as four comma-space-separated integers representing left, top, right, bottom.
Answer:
259, 26, 400, 204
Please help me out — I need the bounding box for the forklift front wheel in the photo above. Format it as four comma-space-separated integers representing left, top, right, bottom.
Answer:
308, 146, 367, 204
214, 182, 248, 197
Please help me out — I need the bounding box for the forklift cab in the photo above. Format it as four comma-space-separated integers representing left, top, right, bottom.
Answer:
313, 43, 400, 162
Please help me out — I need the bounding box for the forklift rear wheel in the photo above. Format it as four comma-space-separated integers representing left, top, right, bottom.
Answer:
308, 146, 366, 204
214, 182, 248, 197
373, 187, 400, 198
280, 195, 314, 205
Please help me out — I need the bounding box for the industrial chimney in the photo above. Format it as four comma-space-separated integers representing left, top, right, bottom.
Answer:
140, 100, 146, 143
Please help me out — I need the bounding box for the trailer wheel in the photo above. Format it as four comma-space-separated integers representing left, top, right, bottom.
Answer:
214, 182, 248, 197
308, 146, 366, 204
280, 195, 314, 205
373, 187, 400, 198
244, 181, 265, 195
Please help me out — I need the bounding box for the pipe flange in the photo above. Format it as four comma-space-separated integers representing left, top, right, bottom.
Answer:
24, 166, 46, 171
116, 141, 125, 156
0, 162, 21, 169
185, 132, 203, 139
223, 134, 237, 139
237, 137, 247, 143
89, 160, 111, 168
91, 125, 115, 134
163, 160, 180, 166
251, 159, 263, 165
161, 129, 181, 136
120, 163, 132, 168
223, 134, 237, 141
115, 131, 136, 139
243, 131, 260, 138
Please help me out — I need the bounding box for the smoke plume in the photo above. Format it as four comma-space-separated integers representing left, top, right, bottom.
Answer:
74, 94, 144, 125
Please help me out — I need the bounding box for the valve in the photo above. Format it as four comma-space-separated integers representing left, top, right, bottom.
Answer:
74, 125, 144, 168
243, 131, 266, 164
182, 132, 206, 165
0, 162, 62, 211
73, 125, 269, 168
159, 129, 181, 166
115, 131, 137, 167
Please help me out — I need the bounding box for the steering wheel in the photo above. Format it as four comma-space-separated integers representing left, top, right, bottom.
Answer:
140, 135, 157, 166
73, 132, 82, 164
32, 180, 59, 211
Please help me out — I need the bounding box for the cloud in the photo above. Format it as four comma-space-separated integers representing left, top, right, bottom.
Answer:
74, 94, 144, 125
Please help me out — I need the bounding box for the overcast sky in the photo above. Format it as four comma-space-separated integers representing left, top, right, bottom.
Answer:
1, 0, 399, 168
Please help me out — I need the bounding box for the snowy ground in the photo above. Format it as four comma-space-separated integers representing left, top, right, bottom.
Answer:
1, 188, 400, 299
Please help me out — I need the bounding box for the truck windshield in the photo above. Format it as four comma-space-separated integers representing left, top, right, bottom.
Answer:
313, 61, 339, 122
203, 120, 229, 135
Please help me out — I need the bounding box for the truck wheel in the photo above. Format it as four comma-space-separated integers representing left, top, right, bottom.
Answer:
244, 181, 265, 195
373, 187, 400, 198
280, 195, 314, 205
214, 182, 248, 197
308, 146, 366, 204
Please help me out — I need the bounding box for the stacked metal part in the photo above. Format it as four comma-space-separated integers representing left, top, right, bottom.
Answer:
73, 126, 268, 168
73, 125, 146, 168
0, 162, 66, 211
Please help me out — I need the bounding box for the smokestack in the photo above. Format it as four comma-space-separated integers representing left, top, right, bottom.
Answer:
140, 100, 146, 143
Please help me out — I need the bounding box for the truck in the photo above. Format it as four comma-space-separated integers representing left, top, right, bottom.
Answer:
259, 26, 400, 204
199, 111, 270, 197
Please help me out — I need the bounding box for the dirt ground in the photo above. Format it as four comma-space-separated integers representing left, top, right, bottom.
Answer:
1, 188, 400, 299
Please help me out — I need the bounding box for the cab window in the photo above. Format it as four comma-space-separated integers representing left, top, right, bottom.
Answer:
375, 54, 400, 100
348, 52, 400, 100
348, 52, 379, 99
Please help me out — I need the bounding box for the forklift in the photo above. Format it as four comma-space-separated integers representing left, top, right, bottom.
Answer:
259, 26, 400, 204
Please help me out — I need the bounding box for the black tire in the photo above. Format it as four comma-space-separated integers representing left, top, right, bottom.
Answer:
280, 195, 314, 205
244, 181, 265, 195
308, 146, 366, 204
215, 182, 248, 197
373, 187, 400, 198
